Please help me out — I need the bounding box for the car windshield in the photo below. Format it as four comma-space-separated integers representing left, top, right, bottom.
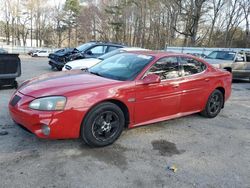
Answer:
76, 42, 95, 52
89, 53, 154, 81
206, 51, 236, 60
98, 49, 125, 60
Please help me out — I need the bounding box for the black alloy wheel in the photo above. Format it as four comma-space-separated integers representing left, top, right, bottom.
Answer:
201, 89, 224, 118
81, 102, 125, 147
92, 111, 120, 142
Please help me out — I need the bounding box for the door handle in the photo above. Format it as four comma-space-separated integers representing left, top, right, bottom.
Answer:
205, 78, 210, 82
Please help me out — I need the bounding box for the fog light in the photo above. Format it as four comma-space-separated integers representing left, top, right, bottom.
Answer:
41, 125, 50, 136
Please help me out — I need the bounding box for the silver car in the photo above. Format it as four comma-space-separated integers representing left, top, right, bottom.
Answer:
204, 51, 250, 80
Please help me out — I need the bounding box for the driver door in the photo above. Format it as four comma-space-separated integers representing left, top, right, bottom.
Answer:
134, 56, 183, 125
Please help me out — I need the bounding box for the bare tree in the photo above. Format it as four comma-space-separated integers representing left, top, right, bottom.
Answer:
207, 0, 225, 46
241, 0, 250, 47
223, 0, 244, 47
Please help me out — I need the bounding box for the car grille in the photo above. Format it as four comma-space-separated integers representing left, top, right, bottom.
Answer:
10, 95, 21, 106
65, 65, 72, 70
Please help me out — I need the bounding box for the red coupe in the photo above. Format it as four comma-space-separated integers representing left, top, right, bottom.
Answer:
9, 51, 232, 147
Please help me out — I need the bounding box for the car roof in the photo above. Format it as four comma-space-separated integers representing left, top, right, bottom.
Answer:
127, 50, 191, 58
121, 47, 149, 51
125, 51, 212, 66
210, 50, 236, 53
118, 47, 148, 52
88, 41, 125, 47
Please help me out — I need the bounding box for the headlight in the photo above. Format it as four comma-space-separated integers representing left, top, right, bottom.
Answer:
29, 96, 66, 111
65, 65, 72, 70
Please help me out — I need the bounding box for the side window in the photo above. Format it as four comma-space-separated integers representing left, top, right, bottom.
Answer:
107, 46, 119, 52
180, 57, 206, 76
89, 45, 108, 54
147, 57, 181, 80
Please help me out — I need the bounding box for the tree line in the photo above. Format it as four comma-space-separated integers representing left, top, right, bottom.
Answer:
0, 0, 249, 49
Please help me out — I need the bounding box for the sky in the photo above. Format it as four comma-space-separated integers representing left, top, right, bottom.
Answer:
50, 0, 66, 6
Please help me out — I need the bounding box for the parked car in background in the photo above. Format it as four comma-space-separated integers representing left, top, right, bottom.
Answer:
27, 50, 39, 56
0, 48, 8, 54
62, 47, 148, 71
204, 50, 250, 80
9, 51, 231, 147
49, 41, 125, 71
32, 50, 49, 57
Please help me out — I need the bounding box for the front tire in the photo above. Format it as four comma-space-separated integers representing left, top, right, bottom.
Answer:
81, 102, 125, 147
201, 89, 224, 118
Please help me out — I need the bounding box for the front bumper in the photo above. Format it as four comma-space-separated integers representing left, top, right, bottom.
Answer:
9, 92, 87, 139
48, 59, 65, 68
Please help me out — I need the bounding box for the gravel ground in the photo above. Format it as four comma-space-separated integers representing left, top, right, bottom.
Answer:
0, 57, 250, 188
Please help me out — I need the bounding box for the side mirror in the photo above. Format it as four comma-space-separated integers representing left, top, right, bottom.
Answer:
142, 74, 161, 84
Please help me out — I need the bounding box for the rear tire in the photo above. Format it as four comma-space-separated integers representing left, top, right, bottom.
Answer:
201, 89, 223, 118
81, 102, 125, 147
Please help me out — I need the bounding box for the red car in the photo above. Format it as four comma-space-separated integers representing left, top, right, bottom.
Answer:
9, 51, 232, 147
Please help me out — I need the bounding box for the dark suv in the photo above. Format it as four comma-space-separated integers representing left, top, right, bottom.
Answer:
48, 41, 125, 70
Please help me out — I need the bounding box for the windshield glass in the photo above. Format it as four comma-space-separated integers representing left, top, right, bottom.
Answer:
76, 42, 94, 52
206, 51, 236, 60
98, 49, 125, 60
89, 53, 154, 81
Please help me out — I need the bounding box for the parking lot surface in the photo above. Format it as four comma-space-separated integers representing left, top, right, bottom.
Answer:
0, 57, 250, 188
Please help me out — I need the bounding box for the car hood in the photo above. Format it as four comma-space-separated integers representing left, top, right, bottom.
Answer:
66, 58, 102, 69
18, 70, 120, 98
204, 58, 233, 64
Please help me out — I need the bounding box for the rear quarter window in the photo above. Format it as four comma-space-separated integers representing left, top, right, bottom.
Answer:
180, 57, 206, 76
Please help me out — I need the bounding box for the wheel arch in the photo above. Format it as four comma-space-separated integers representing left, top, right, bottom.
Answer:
82, 98, 130, 129
106, 99, 130, 128
215, 86, 225, 108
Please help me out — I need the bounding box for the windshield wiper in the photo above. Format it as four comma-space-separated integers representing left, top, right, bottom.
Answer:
81, 68, 89, 72
89, 71, 102, 77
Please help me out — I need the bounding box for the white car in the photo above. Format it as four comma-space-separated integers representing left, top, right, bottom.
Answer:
32, 50, 49, 57
62, 47, 148, 71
